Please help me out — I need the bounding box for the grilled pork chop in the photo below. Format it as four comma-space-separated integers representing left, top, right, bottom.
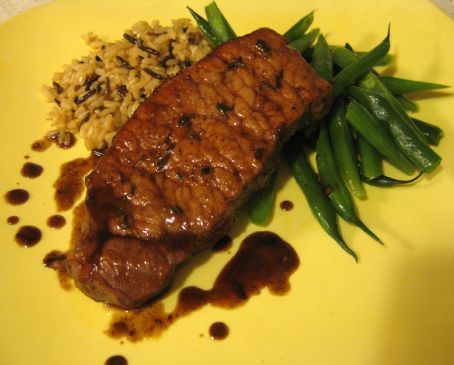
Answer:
63, 28, 332, 308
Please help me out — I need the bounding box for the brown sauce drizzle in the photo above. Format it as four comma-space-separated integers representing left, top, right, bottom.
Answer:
15, 226, 42, 247
21, 162, 43, 178
211, 234, 233, 252
7, 216, 19, 225
209, 321, 229, 340
279, 200, 294, 211
47, 214, 66, 229
31, 137, 52, 152
31, 132, 76, 152
54, 155, 98, 211
107, 231, 299, 341
105, 355, 128, 365
43, 250, 72, 290
4, 189, 29, 205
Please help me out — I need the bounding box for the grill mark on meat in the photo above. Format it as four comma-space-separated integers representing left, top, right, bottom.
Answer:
173, 111, 246, 195
61, 28, 332, 308
192, 57, 274, 180
217, 51, 281, 137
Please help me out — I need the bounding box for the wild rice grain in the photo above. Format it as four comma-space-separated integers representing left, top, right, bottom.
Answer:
137, 39, 160, 56
117, 85, 128, 96
75, 89, 97, 105
116, 56, 133, 69
84, 74, 100, 91
143, 68, 165, 80
53, 82, 63, 94
123, 33, 137, 44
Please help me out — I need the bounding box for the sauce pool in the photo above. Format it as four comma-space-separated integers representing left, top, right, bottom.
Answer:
107, 231, 299, 341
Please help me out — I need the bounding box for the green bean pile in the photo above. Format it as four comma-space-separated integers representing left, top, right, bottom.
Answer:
188, 3, 449, 260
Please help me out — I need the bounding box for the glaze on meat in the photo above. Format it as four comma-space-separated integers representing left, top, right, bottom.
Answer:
62, 28, 332, 308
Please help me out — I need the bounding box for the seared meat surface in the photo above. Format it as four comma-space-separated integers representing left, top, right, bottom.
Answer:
64, 28, 332, 308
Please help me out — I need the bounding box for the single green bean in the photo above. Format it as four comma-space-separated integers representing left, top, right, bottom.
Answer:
357, 52, 395, 67
284, 11, 314, 43
328, 101, 366, 199
332, 47, 394, 67
349, 87, 441, 173
362, 172, 423, 187
248, 171, 278, 226
204, 1, 236, 43
187, 7, 223, 46
312, 34, 333, 82
412, 118, 444, 146
284, 138, 357, 261
317, 124, 382, 243
357, 134, 382, 180
345, 97, 416, 175
396, 95, 419, 113
379, 76, 449, 95
288, 28, 320, 53
332, 27, 390, 98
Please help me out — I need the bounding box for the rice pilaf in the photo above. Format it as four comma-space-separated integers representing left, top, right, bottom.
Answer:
42, 18, 213, 150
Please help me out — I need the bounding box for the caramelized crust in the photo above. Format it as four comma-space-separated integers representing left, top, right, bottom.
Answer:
65, 28, 332, 308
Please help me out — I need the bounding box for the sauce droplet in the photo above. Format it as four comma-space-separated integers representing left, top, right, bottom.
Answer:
323, 184, 333, 197
15, 226, 42, 247
21, 162, 43, 178
105, 355, 128, 365
279, 200, 294, 211
4, 189, 29, 205
7, 216, 19, 225
31, 137, 52, 152
47, 214, 66, 229
209, 321, 229, 340
211, 235, 233, 252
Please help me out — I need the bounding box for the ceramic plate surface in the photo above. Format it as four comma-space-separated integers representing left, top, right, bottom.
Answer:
1, 1, 453, 364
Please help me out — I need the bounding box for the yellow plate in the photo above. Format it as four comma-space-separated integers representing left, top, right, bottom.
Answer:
1, 0, 454, 364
